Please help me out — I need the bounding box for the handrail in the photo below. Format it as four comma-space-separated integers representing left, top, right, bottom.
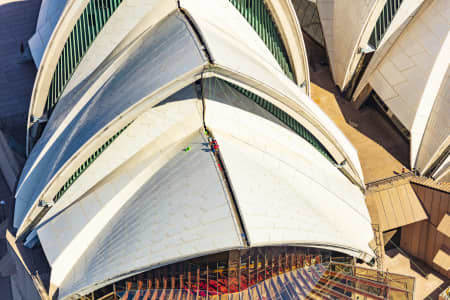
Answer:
366, 170, 416, 188
321, 276, 385, 300
329, 261, 414, 280
328, 271, 411, 294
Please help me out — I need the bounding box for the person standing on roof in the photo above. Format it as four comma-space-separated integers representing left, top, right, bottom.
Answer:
211, 139, 219, 153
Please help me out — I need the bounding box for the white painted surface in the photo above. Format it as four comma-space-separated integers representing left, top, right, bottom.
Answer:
17, 5, 379, 299
433, 155, 449, 182
37, 88, 205, 268
14, 13, 207, 234
27, 0, 178, 146
36, 85, 203, 232
181, 0, 284, 78
61, 0, 178, 98
18, 1, 367, 238
36, 86, 209, 290
353, 0, 425, 102
181, 0, 310, 93
203, 78, 374, 260
374, 0, 425, 50
361, 0, 450, 173
27, 0, 89, 134
410, 34, 450, 171
265, 0, 311, 93
37, 77, 374, 299
45, 131, 242, 299
182, 0, 365, 186
316, 0, 379, 89
28, 0, 68, 66
368, 0, 449, 131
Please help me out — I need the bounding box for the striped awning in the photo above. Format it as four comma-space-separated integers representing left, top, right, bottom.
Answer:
437, 214, 450, 238
366, 181, 428, 232
433, 248, 450, 271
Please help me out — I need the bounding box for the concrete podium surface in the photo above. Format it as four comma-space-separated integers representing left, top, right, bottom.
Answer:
0, 1, 43, 299
0, 0, 40, 148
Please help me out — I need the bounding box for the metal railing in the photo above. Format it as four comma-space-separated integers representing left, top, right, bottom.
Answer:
366, 170, 416, 189
372, 224, 384, 274
328, 262, 415, 300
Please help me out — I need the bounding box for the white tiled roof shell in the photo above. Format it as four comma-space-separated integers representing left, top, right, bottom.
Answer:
15, 3, 377, 299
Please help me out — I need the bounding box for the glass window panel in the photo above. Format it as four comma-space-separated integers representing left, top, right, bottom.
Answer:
228, 0, 294, 80
45, 0, 125, 116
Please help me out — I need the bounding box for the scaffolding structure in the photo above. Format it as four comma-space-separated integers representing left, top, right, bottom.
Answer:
83, 247, 414, 300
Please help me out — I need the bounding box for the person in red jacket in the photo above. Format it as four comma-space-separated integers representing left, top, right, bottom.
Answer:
211, 139, 219, 153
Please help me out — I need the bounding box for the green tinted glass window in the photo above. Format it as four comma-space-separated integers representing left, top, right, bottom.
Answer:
46, 0, 125, 115
209, 77, 334, 162
53, 122, 131, 203
369, 0, 404, 48
228, 0, 294, 80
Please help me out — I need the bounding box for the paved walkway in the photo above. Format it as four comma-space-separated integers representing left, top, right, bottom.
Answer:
0, 0, 41, 149
0, 2, 43, 299
384, 249, 448, 300
304, 34, 409, 184
303, 34, 449, 300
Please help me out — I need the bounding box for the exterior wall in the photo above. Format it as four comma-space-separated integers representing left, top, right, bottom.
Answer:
316, 0, 382, 89
367, 0, 449, 131
400, 183, 450, 278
